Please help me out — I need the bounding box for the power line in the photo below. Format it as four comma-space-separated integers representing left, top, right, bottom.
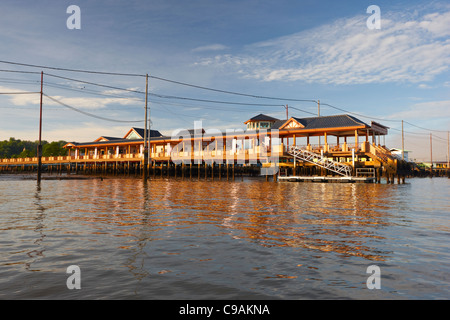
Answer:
0, 91, 40, 95
0, 60, 447, 135
149, 91, 284, 107
403, 120, 449, 133
0, 77, 40, 84
45, 73, 145, 94
150, 99, 257, 112
320, 102, 450, 140
320, 102, 402, 123
0, 69, 42, 75
431, 135, 448, 142
30, 73, 315, 115
289, 106, 317, 116
44, 82, 144, 102
45, 72, 286, 108
2, 71, 290, 113
149, 75, 318, 103
43, 94, 144, 123
0, 61, 318, 102
0, 60, 145, 77
0, 76, 145, 102
389, 127, 447, 140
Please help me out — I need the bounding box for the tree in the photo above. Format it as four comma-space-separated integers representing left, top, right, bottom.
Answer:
42, 141, 68, 157
0, 138, 67, 158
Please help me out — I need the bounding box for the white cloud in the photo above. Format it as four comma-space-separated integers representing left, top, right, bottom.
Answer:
43, 123, 130, 142
192, 44, 229, 53
0, 85, 139, 110
197, 8, 450, 85
419, 11, 450, 37
0, 123, 131, 142
387, 100, 450, 120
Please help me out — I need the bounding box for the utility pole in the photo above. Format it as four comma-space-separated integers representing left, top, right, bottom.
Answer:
430, 133, 433, 176
285, 104, 288, 120
447, 131, 449, 176
318, 100, 321, 146
143, 73, 148, 180
401, 120, 404, 161
37, 71, 43, 183
148, 76, 151, 170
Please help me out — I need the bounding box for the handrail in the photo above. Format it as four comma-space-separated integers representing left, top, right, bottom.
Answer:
287, 146, 352, 177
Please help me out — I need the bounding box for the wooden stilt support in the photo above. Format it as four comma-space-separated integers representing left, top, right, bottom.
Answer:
232, 163, 235, 181
181, 163, 184, 179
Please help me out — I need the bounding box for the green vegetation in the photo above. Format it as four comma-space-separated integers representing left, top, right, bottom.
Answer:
0, 138, 67, 159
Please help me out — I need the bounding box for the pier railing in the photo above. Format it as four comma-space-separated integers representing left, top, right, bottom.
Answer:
287, 146, 353, 177
0, 144, 286, 165
283, 143, 361, 153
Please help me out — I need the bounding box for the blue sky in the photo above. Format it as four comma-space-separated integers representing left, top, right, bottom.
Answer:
0, 0, 449, 161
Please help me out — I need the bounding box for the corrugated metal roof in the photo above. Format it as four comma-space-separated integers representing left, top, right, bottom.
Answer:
290, 114, 369, 129
65, 114, 373, 148
97, 136, 122, 141
270, 120, 286, 129
66, 135, 172, 147
246, 114, 280, 122
131, 127, 163, 138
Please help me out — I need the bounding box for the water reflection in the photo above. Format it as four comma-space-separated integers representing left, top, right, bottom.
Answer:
122, 180, 150, 280
1, 175, 449, 299
26, 182, 46, 271
64, 178, 397, 264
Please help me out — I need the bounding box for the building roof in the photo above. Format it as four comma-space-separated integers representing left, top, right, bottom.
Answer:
292, 114, 369, 129
124, 127, 163, 139
270, 120, 286, 130
64, 136, 169, 148
64, 114, 384, 149
244, 114, 280, 124
94, 136, 122, 142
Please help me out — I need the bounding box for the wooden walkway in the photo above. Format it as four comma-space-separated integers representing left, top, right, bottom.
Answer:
278, 176, 376, 183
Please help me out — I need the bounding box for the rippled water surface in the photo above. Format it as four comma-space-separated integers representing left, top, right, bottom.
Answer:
0, 174, 449, 299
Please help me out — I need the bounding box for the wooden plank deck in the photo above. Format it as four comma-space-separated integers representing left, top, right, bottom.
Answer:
278, 175, 376, 183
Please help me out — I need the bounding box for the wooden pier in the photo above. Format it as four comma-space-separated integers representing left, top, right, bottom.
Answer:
278, 176, 376, 183
0, 114, 411, 183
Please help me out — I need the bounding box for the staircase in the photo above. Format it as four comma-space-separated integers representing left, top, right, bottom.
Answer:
369, 144, 397, 173
287, 146, 352, 177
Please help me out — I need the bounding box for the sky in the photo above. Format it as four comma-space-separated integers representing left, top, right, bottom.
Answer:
0, 0, 449, 161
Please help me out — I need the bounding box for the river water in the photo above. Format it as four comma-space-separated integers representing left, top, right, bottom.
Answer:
0, 174, 448, 300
